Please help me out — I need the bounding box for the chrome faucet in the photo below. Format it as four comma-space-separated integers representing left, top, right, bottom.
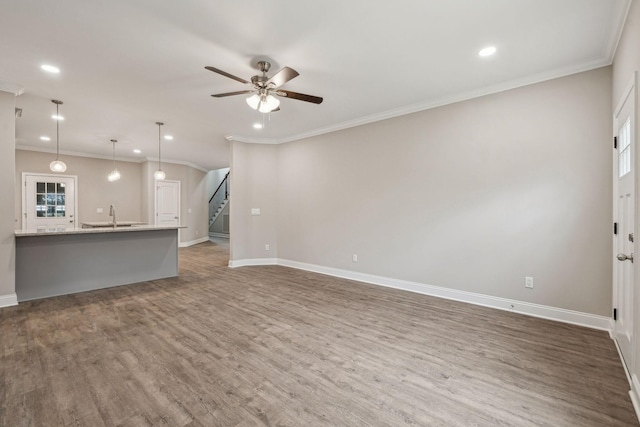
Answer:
109, 204, 117, 227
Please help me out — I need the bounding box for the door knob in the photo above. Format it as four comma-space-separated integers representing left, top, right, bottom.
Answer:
617, 253, 634, 262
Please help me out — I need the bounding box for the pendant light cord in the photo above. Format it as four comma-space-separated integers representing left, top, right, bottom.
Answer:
55, 103, 60, 161
156, 122, 164, 170
157, 122, 162, 170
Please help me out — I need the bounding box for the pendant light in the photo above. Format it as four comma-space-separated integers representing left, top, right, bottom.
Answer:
154, 122, 166, 180
107, 139, 121, 182
49, 99, 67, 172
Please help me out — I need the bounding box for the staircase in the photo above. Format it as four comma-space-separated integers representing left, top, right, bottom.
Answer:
209, 172, 229, 237
209, 198, 228, 227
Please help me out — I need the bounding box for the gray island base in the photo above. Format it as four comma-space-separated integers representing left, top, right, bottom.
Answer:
15, 225, 183, 302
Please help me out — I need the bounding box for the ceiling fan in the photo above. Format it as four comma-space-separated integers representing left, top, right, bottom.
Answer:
206, 61, 323, 113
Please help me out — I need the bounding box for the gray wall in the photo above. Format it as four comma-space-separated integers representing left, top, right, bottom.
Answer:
230, 141, 278, 261
231, 66, 613, 316
0, 91, 16, 303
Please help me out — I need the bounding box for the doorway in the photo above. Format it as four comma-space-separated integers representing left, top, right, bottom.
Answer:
155, 180, 180, 226
22, 173, 77, 231
613, 72, 637, 375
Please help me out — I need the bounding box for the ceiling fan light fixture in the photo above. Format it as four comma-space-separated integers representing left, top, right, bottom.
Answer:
257, 94, 279, 113
265, 94, 280, 110
246, 94, 260, 110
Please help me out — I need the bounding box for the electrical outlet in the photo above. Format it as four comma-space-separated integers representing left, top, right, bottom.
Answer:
352, 254, 358, 262
525, 276, 534, 288
265, 244, 270, 251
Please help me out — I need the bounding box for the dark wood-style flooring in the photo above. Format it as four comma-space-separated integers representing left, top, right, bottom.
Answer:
0, 240, 637, 426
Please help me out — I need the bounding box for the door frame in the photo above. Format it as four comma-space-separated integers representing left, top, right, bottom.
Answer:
613, 71, 638, 380
154, 179, 181, 226
21, 172, 79, 231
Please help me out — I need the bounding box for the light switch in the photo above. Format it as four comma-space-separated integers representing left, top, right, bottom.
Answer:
97, 208, 103, 214
251, 208, 261, 216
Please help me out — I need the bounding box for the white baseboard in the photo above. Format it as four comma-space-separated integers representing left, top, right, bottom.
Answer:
229, 257, 611, 331
0, 293, 18, 308
229, 258, 278, 268
179, 236, 210, 247
209, 232, 230, 239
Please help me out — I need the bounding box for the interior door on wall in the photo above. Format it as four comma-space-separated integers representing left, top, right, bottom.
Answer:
24, 173, 77, 231
614, 72, 637, 374
156, 180, 180, 226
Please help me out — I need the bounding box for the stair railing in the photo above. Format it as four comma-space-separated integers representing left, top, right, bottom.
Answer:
209, 172, 230, 224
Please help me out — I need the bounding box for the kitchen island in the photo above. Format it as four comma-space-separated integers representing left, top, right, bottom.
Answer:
15, 225, 184, 301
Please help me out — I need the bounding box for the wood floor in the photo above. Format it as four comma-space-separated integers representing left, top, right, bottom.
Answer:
1, 240, 637, 426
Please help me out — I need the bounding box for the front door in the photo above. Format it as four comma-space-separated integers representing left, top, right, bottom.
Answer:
23, 173, 77, 231
156, 180, 180, 226
614, 72, 637, 373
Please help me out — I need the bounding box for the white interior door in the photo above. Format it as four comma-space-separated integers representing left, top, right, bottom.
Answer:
614, 72, 637, 373
23, 173, 77, 231
156, 180, 180, 226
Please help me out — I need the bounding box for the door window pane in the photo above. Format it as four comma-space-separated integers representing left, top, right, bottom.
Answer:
35, 181, 67, 218
619, 118, 632, 177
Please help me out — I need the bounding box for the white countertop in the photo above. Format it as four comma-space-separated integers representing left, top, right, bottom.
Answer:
15, 224, 186, 237
82, 221, 146, 228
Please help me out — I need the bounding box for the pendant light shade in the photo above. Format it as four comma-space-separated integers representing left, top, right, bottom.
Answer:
107, 139, 121, 182
49, 100, 67, 173
154, 122, 165, 180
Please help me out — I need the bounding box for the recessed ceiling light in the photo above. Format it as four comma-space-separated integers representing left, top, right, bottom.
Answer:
164, 135, 173, 140
40, 136, 51, 141
478, 46, 497, 57
253, 123, 263, 129
41, 64, 60, 74
133, 149, 141, 154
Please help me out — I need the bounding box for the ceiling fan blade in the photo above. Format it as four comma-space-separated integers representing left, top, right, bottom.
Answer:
205, 66, 250, 84
267, 67, 299, 88
211, 90, 254, 98
276, 90, 323, 104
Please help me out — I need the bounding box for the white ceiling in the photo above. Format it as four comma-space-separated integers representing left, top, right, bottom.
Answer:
0, 0, 631, 171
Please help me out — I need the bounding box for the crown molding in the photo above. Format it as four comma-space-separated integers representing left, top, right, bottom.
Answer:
16, 145, 210, 172
227, 58, 613, 146
606, 0, 633, 63
0, 80, 24, 96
